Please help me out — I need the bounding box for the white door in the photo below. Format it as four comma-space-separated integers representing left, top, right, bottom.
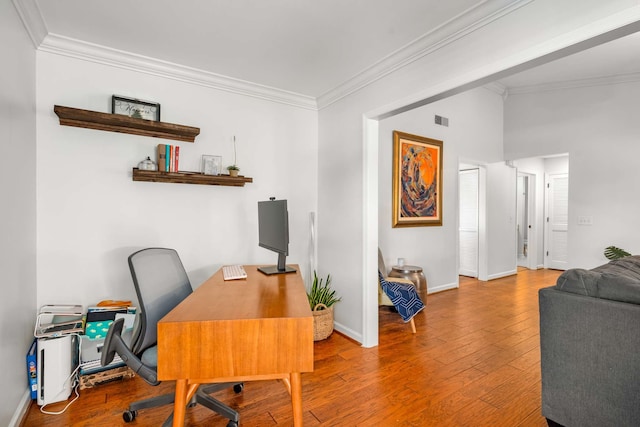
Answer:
459, 168, 479, 277
546, 173, 569, 270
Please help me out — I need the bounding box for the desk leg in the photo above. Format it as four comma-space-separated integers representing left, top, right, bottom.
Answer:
172, 379, 188, 427
290, 372, 303, 426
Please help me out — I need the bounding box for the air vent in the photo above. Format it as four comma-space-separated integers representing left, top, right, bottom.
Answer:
435, 115, 449, 127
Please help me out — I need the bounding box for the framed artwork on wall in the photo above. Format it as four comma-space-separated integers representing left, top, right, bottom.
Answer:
201, 155, 222, 175
112, 95, 161, 121
392, 130, 443, 227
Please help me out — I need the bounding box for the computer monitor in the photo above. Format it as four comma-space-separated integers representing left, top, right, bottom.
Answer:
257, 198, 296, 275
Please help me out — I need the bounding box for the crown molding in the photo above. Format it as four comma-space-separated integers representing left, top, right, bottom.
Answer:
12, 0, 47, 48
18, 0, 530, 111
505, 71, 640, 95
38, 34, 317, 110
316, 0, 533, 110
483, 81, 509, 99
14, 0, 316, 109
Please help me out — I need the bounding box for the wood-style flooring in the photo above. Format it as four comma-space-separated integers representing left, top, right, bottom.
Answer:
21, 268, 561, 426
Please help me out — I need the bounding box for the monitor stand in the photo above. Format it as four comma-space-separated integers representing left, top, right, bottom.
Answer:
258, 265, 297, 275
258, 253, 297, 275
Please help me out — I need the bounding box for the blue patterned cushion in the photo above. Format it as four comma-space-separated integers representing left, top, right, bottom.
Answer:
378, 271, 425, 322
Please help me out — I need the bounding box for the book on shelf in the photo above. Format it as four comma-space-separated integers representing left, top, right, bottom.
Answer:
157, 144, 167, 172
156, 144, 180, 172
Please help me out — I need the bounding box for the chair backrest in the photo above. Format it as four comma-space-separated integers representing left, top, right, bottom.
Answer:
128, 248, 193, 355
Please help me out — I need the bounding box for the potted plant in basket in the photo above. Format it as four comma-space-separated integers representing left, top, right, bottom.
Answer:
307, 271, 341, 341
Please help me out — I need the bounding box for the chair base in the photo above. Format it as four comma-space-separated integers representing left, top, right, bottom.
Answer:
124, 382, 242, 427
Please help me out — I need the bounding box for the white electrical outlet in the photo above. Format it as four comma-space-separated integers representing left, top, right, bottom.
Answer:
577, 216, 593, 225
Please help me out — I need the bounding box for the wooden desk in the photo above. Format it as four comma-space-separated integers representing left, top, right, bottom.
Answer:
157, 265, 314, 426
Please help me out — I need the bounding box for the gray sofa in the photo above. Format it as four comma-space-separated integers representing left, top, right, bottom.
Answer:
539, 256, 640, 427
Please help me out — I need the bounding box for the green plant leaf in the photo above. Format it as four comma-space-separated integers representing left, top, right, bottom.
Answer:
307, 270, 341, 309
604, 246, 631, 260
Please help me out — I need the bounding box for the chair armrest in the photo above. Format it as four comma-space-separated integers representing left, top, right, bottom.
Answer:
101, 318, 160, 386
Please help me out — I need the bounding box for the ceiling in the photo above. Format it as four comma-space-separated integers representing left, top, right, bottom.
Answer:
24, 0, 640, 99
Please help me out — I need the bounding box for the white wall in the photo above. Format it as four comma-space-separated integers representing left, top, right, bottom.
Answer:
378, 88, 505, 294
36, 52, 318, 307
0, 0, 37, 424
505, 81, 640, 268
318, 0, 640, 345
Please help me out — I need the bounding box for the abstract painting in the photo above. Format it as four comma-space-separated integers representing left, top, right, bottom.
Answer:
392, 131, 443, 227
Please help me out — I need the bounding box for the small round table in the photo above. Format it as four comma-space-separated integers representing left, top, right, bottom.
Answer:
389, 265, 427, 301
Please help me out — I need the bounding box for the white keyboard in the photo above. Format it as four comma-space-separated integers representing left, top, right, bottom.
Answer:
223, 264, 247, 280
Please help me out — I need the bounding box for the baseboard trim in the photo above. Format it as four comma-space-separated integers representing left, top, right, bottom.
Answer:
333, 321, 361, 345
427, 281, 459, 294
487, 269, 518, 280
9, 389, 32, 427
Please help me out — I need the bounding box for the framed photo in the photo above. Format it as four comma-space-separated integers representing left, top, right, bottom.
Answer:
201, 155, 222, 176
112, 95, 161, 121
392, 130, 443, 227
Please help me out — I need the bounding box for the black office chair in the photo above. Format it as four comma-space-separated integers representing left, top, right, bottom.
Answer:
101, 247, 243, 427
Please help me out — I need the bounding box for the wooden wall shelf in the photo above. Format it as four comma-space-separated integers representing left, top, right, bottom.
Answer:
54, 105, 200, 143
132, 168, 253, 187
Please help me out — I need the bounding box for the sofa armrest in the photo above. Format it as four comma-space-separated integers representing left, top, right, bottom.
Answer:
539, 287, 640, 426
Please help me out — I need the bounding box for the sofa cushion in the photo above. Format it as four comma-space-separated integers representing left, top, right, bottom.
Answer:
555, 268, 600, 296
555, 255, 640, 305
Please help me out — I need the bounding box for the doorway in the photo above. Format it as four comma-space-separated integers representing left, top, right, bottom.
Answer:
459, 168, 479, 277
516, 172, 535, 269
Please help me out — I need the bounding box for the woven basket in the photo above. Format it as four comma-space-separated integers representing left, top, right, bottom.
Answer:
312, 303, 334, 341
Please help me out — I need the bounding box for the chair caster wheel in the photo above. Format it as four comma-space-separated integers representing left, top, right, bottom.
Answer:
233, 383, 244, 393
227, 421, 239, 427
123, 410, 137, 422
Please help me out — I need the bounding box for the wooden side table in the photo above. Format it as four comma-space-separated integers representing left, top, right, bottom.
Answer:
389, 265, 427, 301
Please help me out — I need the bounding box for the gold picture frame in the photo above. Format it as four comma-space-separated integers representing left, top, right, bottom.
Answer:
392, 131, 443, 227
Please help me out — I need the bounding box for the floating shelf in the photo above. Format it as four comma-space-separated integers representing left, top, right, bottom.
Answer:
54, 105, 200, 143
132, 168, 253, 187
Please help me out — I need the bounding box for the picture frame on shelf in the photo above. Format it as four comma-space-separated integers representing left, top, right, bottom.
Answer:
112, 95, 161, 121
201, 155, 222, 176
392, 130, 443, 227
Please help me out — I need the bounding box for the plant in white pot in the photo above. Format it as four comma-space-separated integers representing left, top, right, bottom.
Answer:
307, 271, 341, 341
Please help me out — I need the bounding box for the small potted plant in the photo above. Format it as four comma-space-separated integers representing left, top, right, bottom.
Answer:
227, 136, 240, 177
307, 271, 341, 341
227, 164, 240, 177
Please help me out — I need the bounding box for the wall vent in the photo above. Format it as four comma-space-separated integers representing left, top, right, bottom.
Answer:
435, 115, 449, 127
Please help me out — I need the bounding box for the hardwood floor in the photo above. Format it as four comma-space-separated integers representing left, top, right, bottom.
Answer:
22, 268, 561, 426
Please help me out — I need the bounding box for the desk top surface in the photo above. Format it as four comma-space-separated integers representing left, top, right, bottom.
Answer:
160, 264, 312, 323
157, 265, 314, 380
